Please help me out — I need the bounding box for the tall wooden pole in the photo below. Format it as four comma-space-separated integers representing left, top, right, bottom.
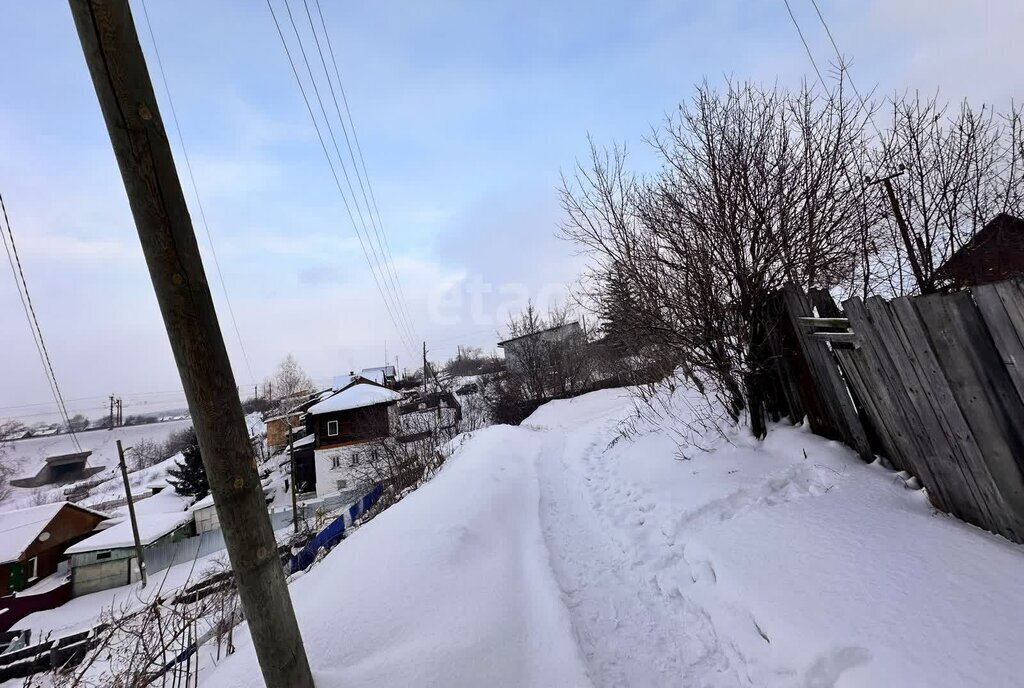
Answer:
67, 2, 313, 685
116, 440, 146, 588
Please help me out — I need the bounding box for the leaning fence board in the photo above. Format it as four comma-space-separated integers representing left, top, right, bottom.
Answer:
914, 291, 1024, 542
973, 278, 1024, 404
781, 287, 872, 459
876, 297, 1002, 531
841, 298, 945, 495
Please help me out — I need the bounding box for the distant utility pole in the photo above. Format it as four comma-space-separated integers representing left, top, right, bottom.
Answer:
116, 397, 123, 426
422, 342, 428, 394
68, 2, 313, 686
109, 394, 115, 430
116, 440, 146, 587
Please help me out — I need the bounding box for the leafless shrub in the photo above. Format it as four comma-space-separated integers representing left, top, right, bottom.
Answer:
561, 78, 874, 438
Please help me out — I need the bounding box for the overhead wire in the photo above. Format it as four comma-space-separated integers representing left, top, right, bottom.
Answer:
0, 192, 83, 453
266, 0, 417, 354
306, 0, 417, 337
806, 0, 888, 146
282, 0, 417, 345
138, 0, 257, 386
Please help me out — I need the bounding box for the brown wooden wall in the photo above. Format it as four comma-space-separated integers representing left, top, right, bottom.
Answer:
312, 404, 390, 450
769, 277, 1024, 543
0, 505, 105, 595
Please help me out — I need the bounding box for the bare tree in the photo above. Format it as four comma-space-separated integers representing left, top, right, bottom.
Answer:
868, 94, 1024, 294
269, 354, 314, 400
561, 79, 873, 438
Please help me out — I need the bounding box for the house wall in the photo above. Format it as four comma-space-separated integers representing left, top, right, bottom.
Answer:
266, 414, 305, 450
311, 404, 390, 450
0, 506, 106, 595
311, 404, 400, 498
193, 505, 220, 534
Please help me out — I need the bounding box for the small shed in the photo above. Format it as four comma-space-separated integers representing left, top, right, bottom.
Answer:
0, 502, 109, 595
934, 213, 1024, 288
66, 512, 193, 596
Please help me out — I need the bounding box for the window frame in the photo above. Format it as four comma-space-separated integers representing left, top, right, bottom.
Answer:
25, 556, 38, 581
326, 420, 339, 437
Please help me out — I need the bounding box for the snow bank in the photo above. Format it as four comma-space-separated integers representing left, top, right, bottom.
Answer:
203, 384, 1024, 688
525, 387, 1024, 687
205, 425, 590, 688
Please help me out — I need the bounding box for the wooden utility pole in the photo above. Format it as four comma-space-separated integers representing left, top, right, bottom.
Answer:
109, 394, 115, 430
68, 2, 313, 685
116, 440, 146, 587
868, 169, 930, 294
422, 342, 428, 394
288, 425, 299, 534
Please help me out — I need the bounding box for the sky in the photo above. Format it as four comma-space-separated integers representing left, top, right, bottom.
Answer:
1, 0, 1023, 423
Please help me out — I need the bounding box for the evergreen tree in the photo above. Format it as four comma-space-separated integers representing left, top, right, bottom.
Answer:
166, 431, 209, 500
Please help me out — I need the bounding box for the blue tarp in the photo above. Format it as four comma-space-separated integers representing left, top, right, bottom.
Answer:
288, 484, 383, 574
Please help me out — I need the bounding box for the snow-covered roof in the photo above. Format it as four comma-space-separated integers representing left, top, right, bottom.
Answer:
332, 374, 357, 391
0, 502, 110, 564
307, 383, 403, 415
360, 366, 396, 385
65, 511, 192, 554
289, 433, 316, 449
189, 494, 216, 511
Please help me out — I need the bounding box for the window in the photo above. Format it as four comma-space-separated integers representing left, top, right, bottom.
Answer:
331, 455, 341, 469
326, 420, 339, 437
25, 556, 37, 581
336, 479, 347, 490
96, 552, 112, 561
350, 452, 360, 467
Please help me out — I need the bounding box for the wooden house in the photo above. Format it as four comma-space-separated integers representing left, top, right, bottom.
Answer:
0, 502, 108, 595
306, 380, 404, 498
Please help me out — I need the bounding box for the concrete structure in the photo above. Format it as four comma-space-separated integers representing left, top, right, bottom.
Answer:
10, 452, 104, 488
0, 503, 108, 595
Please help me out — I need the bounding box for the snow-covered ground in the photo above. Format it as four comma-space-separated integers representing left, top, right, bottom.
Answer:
206, 385, 1024, 688
0, 419, 194, 510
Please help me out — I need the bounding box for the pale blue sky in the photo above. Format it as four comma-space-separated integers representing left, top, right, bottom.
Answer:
2, 0, 1022, 419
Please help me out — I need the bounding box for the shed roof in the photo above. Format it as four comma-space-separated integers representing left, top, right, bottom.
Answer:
497, 321, 582, 347
307, 382, 404, 415
65, 511, 191, 554
0, 502, 110, 564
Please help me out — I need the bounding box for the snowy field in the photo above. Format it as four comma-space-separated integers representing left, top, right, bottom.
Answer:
0, 420, 193, 510
205, 386, 1024, 688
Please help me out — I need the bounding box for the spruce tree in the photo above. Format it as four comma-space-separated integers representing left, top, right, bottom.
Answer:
166, 431, 209, 500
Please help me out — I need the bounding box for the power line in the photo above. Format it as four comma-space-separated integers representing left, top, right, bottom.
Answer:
265, 0, 417, 354
138, 0, 257, 386
781, 0, 828, 92
307, 0, 417, 337
0, 192, 83, 453
280, 0, 418, 347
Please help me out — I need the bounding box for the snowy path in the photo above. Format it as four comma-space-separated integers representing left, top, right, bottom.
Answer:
207, 387, 1024, 688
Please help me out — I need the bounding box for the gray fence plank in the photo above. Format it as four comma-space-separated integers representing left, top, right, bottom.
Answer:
914, 291, 1024, 541
973, 279, 1024, 403
879, 297, 998, 530
782, 287, 872, 459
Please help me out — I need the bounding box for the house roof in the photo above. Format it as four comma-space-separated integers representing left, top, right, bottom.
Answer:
332, 374, 358, 391
307, 382, 404, 415
934, 213, 1024, 285
497, 321, 582, 347
289, 433, 316, 449
359, 366, 397, 385
0, 502, 110, 564
65, 511, 192, 554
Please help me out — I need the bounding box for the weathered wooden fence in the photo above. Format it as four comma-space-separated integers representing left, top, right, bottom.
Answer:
767, 277, 1024, 543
